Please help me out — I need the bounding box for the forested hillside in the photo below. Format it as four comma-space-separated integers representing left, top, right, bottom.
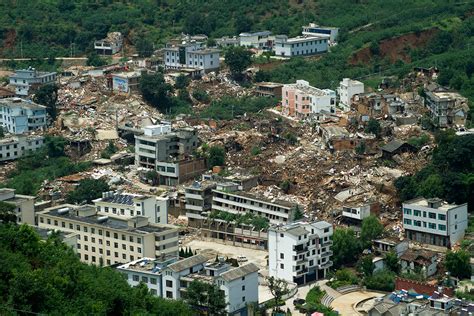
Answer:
0, 0, 473, 103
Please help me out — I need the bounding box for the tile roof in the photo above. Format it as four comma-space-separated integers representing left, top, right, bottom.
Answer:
167, 254, 209, 272
219, 262, 259, 282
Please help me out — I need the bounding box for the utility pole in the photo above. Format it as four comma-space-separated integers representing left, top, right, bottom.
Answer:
20, 40, 23, 59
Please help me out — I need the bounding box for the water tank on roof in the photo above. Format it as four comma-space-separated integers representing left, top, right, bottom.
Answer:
57, 207, 70, 215
97, 216, 109, 223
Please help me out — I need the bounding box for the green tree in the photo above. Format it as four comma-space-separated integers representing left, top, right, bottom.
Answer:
224, 46, 252, 79
136, 37, 153, 57
185, 280, 227, 315
363, 269, 396, 292
360, 215, 384, 247
0, 201, 16, 223
175, 74, 190, 89
66, 179, 110, 204
333, 227, 362, 268
139, 73, 174, 112
44, 136, 67, 158
357, 255, 375, 277
355, 141, 366, 155
279, 179, 291, 194
208, 145, 225, 167
365, 118, 381, 138
385, 251, 401, 274
86, 52, 107, 67
100, 141, 117, 159
267, 276, 289, 313
445, 250, 472, 279
293, 205, 304, 221
33, 84, 59, 121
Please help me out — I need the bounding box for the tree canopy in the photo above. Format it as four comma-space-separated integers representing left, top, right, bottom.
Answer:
0, 224, 192, 315
33, 84, 59, 121
224, 46, 252, 79
444, 250, 472, 279
66, 178, 110, 204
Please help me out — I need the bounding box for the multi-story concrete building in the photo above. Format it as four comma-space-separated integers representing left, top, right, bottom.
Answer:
111, 71, 141, 94
0, 135, 44, 162
162, 254, 259, 315
239, 31, 274, 50
163, 41, 220, 73
274, 35, 328, 58
9, 67, 57, 96
212, 182, 300, 225
255, 82, 283, 99
185, 181, 216, 226
302, 23, 339, 43
37, 204, 179, 266
94, 32, 123, 55
135, 124, 204, 185
0, 98, 47, 134
338, 78, 364, 110
216, 36, 240, 48
282, 80, 336, 119
268, 221, 333, 285
93, 191, 168, 224
117, 256, 177, 297
0, 188, 35, 225
341, 201, 380, 222
373, 237, 409, 258
402, 198, 468, 247
425, 90, 469, 127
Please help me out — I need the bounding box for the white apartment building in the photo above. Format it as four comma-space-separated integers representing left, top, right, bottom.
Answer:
93, 191, 168, 224
338, 78, 364, 110
274, 35, 328, 58
0, 98, 47, 134
402, 197, 468, 247
117, 256, 177, 297
268, 221, 333, 285
0, 188, 35, 225
9, 67, 57, 96
37, 204, 179, 266
161, 254, 259, 315
212, 182, 299, 225
282, 80, 336, 118
185, 181, 216, 225
163, 41, 220, 73
0, 135, 44, 162
239, 31, 274, 50
302, 23, 339, 43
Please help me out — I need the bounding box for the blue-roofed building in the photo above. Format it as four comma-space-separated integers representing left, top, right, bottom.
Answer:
0, 97, 47, 134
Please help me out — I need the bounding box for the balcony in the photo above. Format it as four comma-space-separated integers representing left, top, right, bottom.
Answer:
319, 260, 333, 269
320, 250, 333, 257
322, 240, 333, 246
296, 267, 308, 276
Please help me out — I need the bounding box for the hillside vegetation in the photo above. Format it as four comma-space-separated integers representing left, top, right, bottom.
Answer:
1, 0, 473, 105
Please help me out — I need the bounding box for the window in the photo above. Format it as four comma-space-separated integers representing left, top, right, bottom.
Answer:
122, 244, 126, 250
166, 291, 173, 298
137, 238, 141, 244
84, 227, 88, 233
130, 246, 134, 251
47, 218, 51, 225
280, 263, 284, 269
414, 210, 421, 216
151, 278, 157, 285
76, 225, 81, 231
280, 253, 284, 259
166, 280, 173, 287
107, 250, 110, 256
91, 228, 95, 234
84, 236, 88, 242
40, 217, 44, 223
403, 208, 412, 215
242, 285, 245, 291
428, 222, 436, 229
106, 231, 110, 237
138, 247, 141, 253
133, 275, 139, 282
114, 233, 118, 239
150, 289, 157, 295
114, 252, 118, 258
91, 237, 95, 243
438, 224, 446, 231
414, 220, 422, 227
54, 220, 58, 226
142, 276, 148, 283
428, 212, 436, 219
403, 219, 412, 225
438, 214, 446, 221
122, 234, 126, 241
122, 254, 126, 259
242, 297, 246, 302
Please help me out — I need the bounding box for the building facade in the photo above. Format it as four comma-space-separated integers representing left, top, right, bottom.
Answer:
9, 68, 57, 96
302, 23, 339, 43
338, 78, 364, 110
0, 188, 35, 225
111, 71, 141, 94
239, 31, 274, 50
425, 91, 469, 127
93, 191, 168, 224
0, 135, 44, 162
0, 98, 47, 134
135, 124, 202, 185
268, 221, 333, 285
94, 32, 123, 55
274, 35, 328, 58
185, 181, 216, 225
402, 198, 468, 247
163, 41, 220, 73
282, 80, 336, 118
161, 254, 259, 315
255, 82, 283, 99
37, 204, 179, 266
212, 182, 299, 225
